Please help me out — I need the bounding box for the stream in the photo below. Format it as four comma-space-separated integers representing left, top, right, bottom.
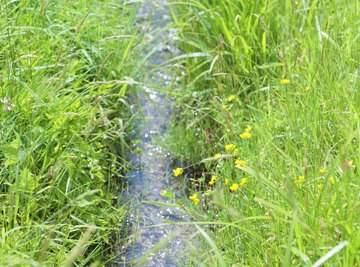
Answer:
116, 1, 193, 266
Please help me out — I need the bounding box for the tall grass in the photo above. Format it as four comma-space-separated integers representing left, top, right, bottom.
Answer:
0, 0, 142, 265
168, 0, 359, 265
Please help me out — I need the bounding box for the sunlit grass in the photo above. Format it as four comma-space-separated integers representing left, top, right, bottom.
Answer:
2, 0, 357, 264
167, 0, 359, 265
0, 0, 143, 264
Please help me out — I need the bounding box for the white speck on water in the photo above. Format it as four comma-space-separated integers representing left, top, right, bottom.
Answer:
149, 93, 157, 100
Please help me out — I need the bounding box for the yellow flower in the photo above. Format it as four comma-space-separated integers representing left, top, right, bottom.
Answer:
189, 193, 200, 205
222, 104, 229, 110
230, 183, 239, 191
225, 144, 235, 151
233, 149, 239, 156
208, 175, 217, 185
317, 183, 323, 189
239, 178, 248, 187
235, 159, 246, 167
227, 95, 235, 102
160, 190, 167, 196
173, 167, 183, 177
319, 167, 326, 175
245, 125, 252, 132
295, 175, 305, 185
329, 177, 335, 185
214, 153, 222, 159
280, 79, 290, 85
239, 131, 251, 139
224, 178, 229, 185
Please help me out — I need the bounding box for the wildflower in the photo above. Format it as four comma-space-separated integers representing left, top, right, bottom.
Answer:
317, 183, 323, 189
329, 177, 335, 185
239, 131, 251, 139
233, 149, 239, 156
224, 178, 229, 185
173, 167, 183, 177
245, 125, 252, 132
214, 153, 221, 159
189, 193, 198, 201
319, 167, 326, 175
280, 79, 290, 85
222, 104, 229, 110
227, 95, 235, 102
239, 178, 248, 187
189, 193, 200, 205
1, 97, 15, 111
235, 159, 246, 167
295, 175, 305, 185
160, 190, 167, 196
208, 175, 217, 185
230, 183, 239, 191
225, 144, 235, 151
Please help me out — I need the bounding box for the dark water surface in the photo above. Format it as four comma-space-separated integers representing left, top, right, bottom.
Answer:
116, 1, 193, 266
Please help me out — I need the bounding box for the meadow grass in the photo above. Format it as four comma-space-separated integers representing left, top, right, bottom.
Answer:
0, 0, 143, 265
167, 0, 359, 266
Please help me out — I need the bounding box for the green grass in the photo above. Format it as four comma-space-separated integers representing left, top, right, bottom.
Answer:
1, 0, 358, 265
0, 0, 143, 265
167, 0, 359, 266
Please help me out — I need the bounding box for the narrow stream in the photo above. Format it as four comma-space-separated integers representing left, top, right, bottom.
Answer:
117, 1, 193, 266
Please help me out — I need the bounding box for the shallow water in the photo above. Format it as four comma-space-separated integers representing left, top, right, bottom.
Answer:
116, 1, 193, 266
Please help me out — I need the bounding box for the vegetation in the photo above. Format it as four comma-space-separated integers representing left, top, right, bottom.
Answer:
0, 0, 142, 265
167, 0, 359, 266
1, 0, 358, 265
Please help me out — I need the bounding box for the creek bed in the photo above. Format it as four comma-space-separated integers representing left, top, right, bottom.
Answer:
116, 1, 193, 266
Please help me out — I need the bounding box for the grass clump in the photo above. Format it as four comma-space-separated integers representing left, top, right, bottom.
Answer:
0, 0, 142, 265
168, 0, 359, 266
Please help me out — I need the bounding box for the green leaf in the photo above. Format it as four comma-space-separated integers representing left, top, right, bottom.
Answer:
15, 168, 38, 191
1, 137, 21, 166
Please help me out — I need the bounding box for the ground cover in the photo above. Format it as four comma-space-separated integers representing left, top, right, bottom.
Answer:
0, 0, 143, 265
167, 0, 359, 266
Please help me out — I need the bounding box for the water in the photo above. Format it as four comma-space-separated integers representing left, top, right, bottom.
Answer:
116, 1, 193, 266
